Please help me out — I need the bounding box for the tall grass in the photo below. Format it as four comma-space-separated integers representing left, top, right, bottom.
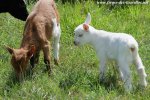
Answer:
0, 1, 150, 99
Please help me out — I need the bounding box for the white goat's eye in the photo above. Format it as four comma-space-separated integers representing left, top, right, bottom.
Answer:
78, 34, 83, 37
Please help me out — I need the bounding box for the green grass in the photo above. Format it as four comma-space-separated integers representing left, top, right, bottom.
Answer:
0, 1, 150, 99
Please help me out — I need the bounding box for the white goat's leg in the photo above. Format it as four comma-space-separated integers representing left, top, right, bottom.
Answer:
134, 54, 147, 87
116, 63, 124, 80
118, 68, 124, 80
53, 26, 61, 65
118, 59, 132, 91
99, 58, 107, 81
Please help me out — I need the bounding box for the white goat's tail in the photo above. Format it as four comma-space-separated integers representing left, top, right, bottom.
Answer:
131, 43, 147, 86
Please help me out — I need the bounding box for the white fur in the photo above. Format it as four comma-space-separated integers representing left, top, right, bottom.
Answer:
74, 13, 147, 91
52, 18, 61, 61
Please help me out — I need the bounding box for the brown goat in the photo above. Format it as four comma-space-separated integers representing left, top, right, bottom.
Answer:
6, 0, 61, 80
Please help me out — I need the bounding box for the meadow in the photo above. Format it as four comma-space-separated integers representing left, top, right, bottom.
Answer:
0, 1, 150, 99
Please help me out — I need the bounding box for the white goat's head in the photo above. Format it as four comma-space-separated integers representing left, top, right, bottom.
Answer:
74, 13, 92, 46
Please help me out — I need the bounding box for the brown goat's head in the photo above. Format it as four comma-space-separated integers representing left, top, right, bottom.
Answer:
6, 46, 35, 77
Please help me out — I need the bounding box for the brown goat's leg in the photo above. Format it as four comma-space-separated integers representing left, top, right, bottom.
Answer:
30, 50, 40, 69
16, 72, 20, 81
35, 50, 40, 64
16, 72, 23, 82
43, 44, 51, 75
44, 58, 51, 75
30, 56, 35, 69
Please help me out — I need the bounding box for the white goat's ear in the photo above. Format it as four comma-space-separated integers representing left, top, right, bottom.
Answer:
83, 23, 89, 31
84, 13, 91, 25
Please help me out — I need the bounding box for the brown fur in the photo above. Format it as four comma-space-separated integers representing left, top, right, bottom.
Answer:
6, 0, 60, 80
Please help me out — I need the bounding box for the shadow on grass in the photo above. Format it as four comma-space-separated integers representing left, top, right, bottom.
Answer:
3, 67, 33, 95
59, 69, 120, 93
59, 72, 79, 91
99, 74, 121, 92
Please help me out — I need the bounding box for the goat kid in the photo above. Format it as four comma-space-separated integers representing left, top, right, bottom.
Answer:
74, 13, 147, 91
6, 0, 61, 80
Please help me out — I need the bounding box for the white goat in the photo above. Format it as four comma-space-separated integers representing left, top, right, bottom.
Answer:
74, 13, 147, 91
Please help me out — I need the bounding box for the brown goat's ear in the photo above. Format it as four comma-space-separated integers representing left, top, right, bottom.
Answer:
6, 46, 14, 55
83, 24, 89, 31
27, 45, 35, 58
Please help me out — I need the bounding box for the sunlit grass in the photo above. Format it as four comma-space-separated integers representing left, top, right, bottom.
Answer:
0, 1, 150, 99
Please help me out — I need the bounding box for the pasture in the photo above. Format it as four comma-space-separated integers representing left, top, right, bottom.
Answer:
0, 1, 150, 99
